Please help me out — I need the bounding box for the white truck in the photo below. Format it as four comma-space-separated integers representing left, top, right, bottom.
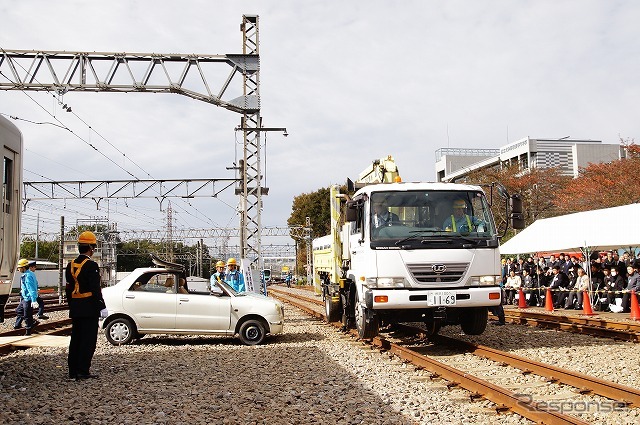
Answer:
313, 156, 523, 338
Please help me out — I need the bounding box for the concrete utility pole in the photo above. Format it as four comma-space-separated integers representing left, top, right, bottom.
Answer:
305, 216, 312, 286
1, 14, 281, 270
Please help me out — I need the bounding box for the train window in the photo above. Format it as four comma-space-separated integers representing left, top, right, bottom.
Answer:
3, 157, 12, 212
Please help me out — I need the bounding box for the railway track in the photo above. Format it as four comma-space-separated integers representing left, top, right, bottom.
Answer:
0, 318, 72, 355
3, 295, 68, 319
269, 285, 639, 424
500, 308, 640, 342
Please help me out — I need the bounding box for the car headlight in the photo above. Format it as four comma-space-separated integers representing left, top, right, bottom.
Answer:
469, 275, 501, 286
365, 277, 406, 288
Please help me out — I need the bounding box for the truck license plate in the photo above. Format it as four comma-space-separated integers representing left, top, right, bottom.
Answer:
427, 291, 456, 306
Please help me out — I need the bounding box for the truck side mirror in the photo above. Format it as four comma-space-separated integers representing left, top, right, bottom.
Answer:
345, 201, 358, 222
346, 178, 355, 193
509, 195, 525, 229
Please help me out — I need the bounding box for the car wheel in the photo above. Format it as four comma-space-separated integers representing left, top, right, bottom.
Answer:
105, 318, 135, 346
238, 319, 266, 345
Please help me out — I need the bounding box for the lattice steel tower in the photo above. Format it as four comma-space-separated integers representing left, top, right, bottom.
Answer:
238, 15, 263, 268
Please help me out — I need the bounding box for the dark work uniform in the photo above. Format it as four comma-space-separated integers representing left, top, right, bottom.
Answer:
65, 254, 105, 379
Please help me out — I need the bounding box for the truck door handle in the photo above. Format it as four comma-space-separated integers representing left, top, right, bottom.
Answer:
179, 298, 189, 302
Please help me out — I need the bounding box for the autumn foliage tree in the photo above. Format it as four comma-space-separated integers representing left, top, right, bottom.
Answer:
465, 164, 571, 238
554, 141, 640, 213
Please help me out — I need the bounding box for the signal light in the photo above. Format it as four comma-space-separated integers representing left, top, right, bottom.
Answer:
489, 292, 501, 300
374, 295, 388, 303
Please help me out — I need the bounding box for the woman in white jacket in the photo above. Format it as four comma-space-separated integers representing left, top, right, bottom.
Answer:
504, 270, 522, 305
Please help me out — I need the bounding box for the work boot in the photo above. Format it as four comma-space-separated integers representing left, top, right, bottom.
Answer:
38, 315, 49, 320
76, 373, 99, 380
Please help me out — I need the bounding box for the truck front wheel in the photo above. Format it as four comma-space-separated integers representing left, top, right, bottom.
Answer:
355, 291, 379, 339
460, 307, 488, 335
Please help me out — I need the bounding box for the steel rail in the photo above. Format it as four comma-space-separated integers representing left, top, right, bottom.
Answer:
2, 303, 68, 319
370, 336, 590, 425
431, 333, 640, 408
0, 318, 72, 355
268, 290, 324, 320
268, 286, 322, 306
501, 309, 640, 342
274, 286, 640, 409
270, 287, 589, 424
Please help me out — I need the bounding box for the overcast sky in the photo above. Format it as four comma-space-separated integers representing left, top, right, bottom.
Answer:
2, 1, 639, 253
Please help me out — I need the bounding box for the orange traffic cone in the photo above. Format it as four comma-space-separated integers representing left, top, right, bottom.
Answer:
630, 290, 640, 321
582, 290, 595, 316
518, 288, 527, 308
545, 288, 554, 312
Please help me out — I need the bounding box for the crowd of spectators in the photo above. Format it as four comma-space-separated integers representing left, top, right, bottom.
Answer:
501, 250, 640, 313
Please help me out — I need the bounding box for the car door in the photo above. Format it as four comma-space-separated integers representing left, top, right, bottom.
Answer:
175, 289, 232, 332
122, 272, 177, 331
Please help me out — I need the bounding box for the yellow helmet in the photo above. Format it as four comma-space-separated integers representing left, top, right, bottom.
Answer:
215, 260, 226, 268
453, 199, 467, 209
227, 258, 237, 266
78, 231, 97, 245
17, 258, 29, 268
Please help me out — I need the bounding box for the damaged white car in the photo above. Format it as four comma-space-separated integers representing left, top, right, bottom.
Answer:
101, 255, 284, 345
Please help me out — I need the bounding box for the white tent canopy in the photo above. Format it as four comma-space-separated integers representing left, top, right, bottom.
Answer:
499, 203, 640, 255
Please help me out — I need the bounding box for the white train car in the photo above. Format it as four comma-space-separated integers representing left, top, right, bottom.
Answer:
0, 115, 22, 313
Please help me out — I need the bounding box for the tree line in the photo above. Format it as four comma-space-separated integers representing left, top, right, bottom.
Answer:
20, 224, 217, 276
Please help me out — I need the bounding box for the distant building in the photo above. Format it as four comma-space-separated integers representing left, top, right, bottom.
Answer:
435, 137, 623, 183
63, 236, 115, 286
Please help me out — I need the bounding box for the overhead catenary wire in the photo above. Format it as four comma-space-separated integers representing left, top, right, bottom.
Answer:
1, 75, 226, 231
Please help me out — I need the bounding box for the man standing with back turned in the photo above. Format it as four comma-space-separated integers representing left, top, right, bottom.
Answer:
65, 231, 105, 381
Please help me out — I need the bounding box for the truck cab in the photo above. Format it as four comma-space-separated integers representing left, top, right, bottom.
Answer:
324, 182, 504, 339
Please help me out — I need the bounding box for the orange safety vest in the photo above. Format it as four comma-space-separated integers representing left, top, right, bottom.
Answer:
70, 258, 93, 299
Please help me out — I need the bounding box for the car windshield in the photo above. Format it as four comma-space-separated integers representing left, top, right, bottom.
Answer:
213, 279, 239, 295
370, 190, 497, 243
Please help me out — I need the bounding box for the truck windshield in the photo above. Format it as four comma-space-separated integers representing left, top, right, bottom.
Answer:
370, 190, 497, 242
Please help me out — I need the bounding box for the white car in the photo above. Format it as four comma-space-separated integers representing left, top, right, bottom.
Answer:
101, 256, 284, 346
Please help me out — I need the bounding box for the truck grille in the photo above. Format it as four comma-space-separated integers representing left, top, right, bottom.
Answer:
407, 262, 469, 283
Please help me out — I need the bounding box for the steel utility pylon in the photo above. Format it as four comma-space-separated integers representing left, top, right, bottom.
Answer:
238, 15, 263, 268
0, 14, 267, 267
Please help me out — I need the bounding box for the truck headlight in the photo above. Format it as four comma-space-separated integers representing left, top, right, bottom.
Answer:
469, 275, 501, 286
365, 277, 406, 288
